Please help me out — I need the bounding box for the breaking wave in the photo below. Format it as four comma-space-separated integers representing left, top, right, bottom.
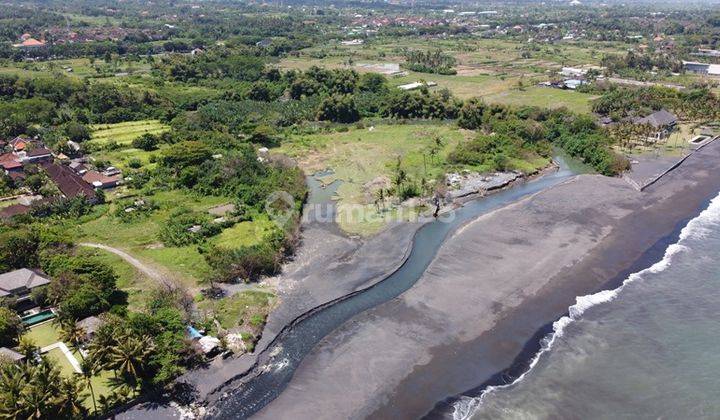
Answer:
452, 192, 720, 420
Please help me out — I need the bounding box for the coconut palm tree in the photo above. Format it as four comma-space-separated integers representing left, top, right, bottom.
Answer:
79, 357, 99, 415
87, 326, 116, 368
60, 322, 87, 357
107, 334, 154, 392
55, 377, 88, 419
17, 336, 39, 362
97, 393, 116, 413
0, 365, 26, 418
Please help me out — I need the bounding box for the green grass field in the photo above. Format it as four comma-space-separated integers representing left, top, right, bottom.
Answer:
90, 120, 169, 146
276, 123, 471, 235
482, 86, 598, 114
24, 322, 61, 348
45, 348, 78, 376
214, 217, 276, 249
77, 190, 230, 288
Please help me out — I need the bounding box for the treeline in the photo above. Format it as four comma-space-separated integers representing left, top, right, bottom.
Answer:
402, 49, 457, 75
0, 74, 167, 137
592, 84, 720, 121
601, 51, 683, 79
458, 100, 629, 176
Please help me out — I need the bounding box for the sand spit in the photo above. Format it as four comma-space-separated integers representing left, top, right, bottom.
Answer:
254, 139, 720, 420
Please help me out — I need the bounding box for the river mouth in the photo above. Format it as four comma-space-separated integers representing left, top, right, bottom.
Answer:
207, 156, 584, 419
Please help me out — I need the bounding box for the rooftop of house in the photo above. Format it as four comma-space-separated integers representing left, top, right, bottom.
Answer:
25, 148, 53, 157
635, 109, 677, 128
77, 316, 103, 336
0, 153, 22, 170
0, 203, 32, 220
82, 170, 119, 187
0, 268, 51, 296
42, 163, 97, 201
13, 38, 46, 48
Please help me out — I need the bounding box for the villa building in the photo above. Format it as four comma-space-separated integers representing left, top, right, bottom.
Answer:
0, 268, 51, 302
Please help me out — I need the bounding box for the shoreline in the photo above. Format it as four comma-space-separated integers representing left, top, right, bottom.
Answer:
428, 203, 703, 419
201, 163, 572, 418
252, 139, 720, 420
117, 160, 566, 419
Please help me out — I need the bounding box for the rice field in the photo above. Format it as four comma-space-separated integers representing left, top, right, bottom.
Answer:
89, 119, 169, 145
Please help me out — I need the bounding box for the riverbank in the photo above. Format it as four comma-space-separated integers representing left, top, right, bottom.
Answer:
250, 139, 720, 419
119, 162, 563, 419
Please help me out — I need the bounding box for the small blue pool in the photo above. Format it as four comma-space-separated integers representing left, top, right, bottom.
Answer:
22, 309, 55, 326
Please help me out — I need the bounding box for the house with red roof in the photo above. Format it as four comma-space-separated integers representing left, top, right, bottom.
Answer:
12, 38, 46, 48
41, 163, 98, 203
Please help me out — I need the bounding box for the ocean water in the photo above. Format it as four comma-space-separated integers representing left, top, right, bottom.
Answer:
455, 192, 720, 420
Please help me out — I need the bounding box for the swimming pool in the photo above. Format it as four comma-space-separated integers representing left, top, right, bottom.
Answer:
21, 309, 56, 326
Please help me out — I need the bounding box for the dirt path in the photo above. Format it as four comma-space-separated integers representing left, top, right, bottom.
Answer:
79, 242, 174, 287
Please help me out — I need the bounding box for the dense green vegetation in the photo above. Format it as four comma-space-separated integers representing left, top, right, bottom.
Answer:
0, 0, 718, 417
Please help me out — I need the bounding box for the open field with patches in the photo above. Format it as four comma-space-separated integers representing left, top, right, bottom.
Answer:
277, 37, 627, 104
76, 190, 229, 288
75, 189, 275, 291
482, 86, 598, 113
276, 123, 468, 235
90, 120, 170, 146
0, 57, 153, 79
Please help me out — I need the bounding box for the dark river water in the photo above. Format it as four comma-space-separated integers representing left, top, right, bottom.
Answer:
208, 155, 587, 419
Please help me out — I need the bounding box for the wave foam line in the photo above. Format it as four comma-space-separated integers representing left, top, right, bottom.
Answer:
453, 191, 720, 420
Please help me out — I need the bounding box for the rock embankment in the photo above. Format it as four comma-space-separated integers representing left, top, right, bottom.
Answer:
445, 171, 523, 201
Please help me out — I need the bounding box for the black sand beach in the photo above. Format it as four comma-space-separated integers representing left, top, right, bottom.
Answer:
252, 139, 720, 420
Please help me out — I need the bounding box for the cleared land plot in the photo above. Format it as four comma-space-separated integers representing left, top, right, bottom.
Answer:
482, 86, 598, 114
276, 123, 471, 235
77, 190, 229, 288
90, 120, 169, 146
214, 217, 276, 249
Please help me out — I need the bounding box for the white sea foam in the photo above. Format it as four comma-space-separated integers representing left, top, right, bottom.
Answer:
452, 191, 720, 420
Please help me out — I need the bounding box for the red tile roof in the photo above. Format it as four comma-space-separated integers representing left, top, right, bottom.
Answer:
0, 204, 31, 219
42, 163, 97, 201
82, 170, 119, 188
0, 153, 21, 170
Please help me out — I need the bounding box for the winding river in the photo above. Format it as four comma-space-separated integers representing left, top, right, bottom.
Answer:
208, 154, 587, 419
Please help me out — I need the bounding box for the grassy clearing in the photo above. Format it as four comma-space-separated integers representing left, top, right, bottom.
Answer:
92, 145, 165, 171
45, 348, 77, 376
90, 120, 169, 146
77, 190, 230, 288
392, 72, 520, 99
482, 86, 598, 114
213, 217, 276, 249
24, 322, 60, 348
0, 198, 20, 208
277, 123, 471, 235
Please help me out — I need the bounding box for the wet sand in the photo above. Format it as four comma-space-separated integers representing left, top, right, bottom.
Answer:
254, 139, 720, 420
